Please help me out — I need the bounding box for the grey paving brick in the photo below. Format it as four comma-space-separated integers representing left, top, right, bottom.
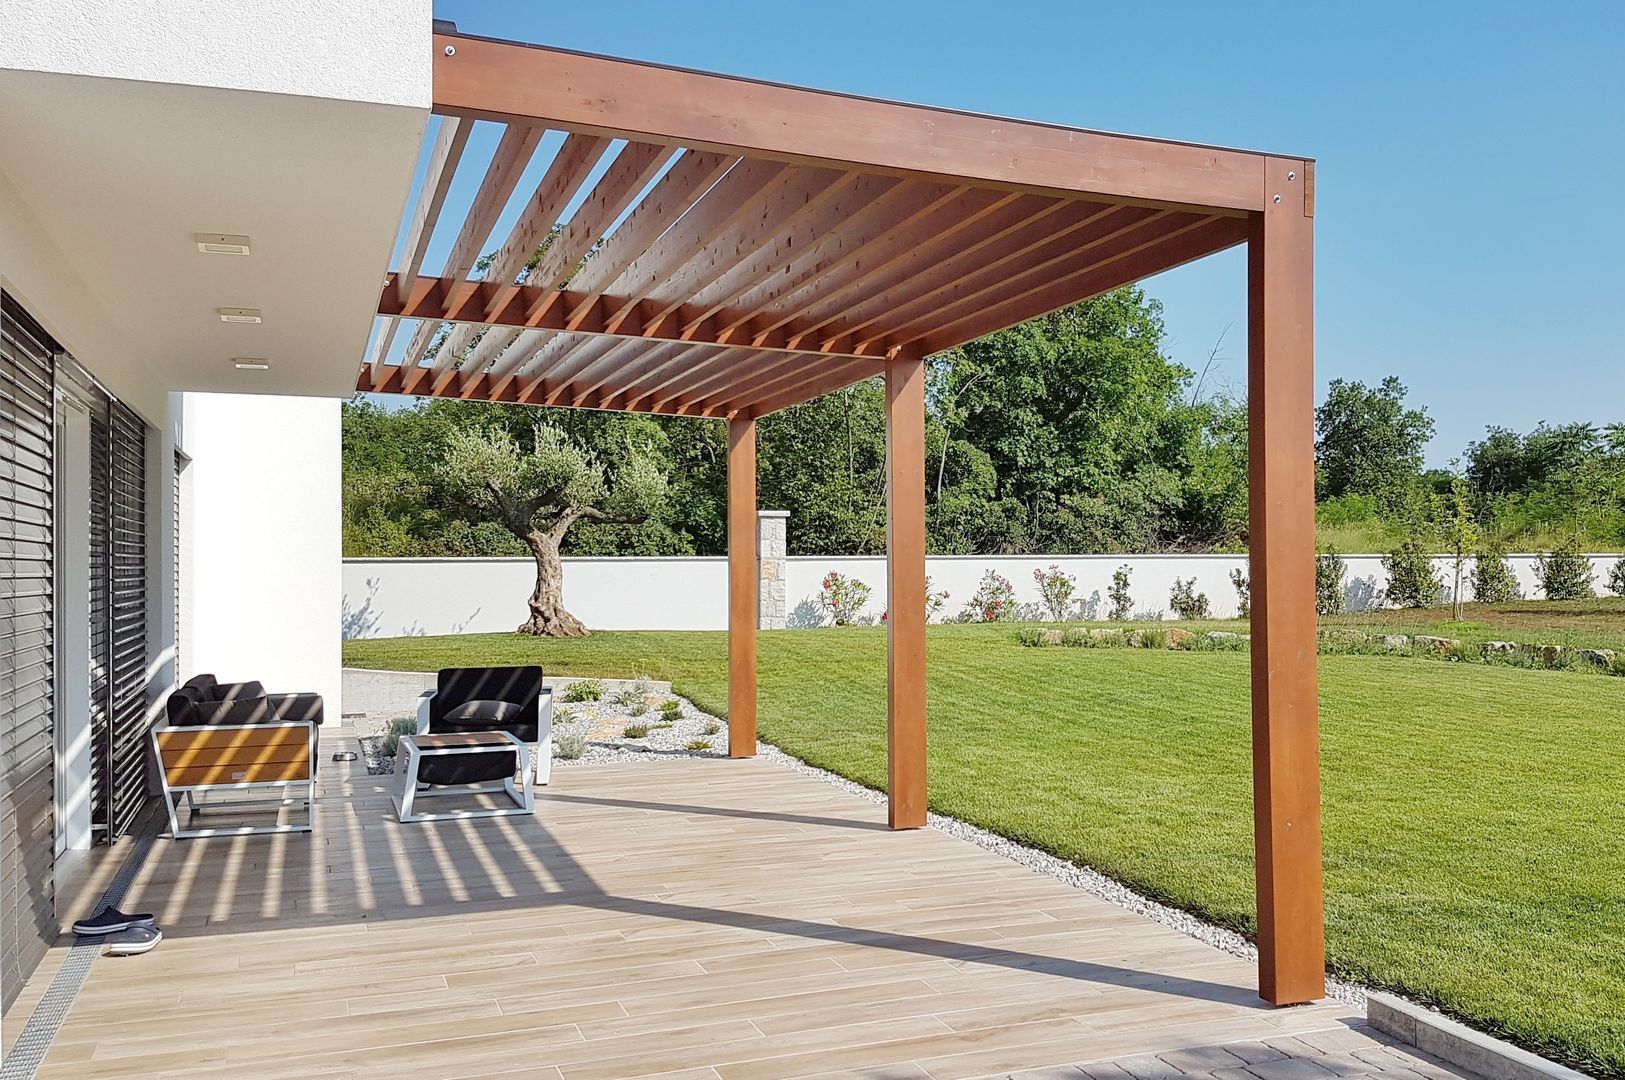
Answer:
1261, 1037, 1325, 1059
1157, 1046, 1249, 1072
1080, 1063, 1138, 1080
1240, 1056, 1337, 1080
1115, 1052, 1191, 1080
1223, 1043, 1291, 1065
1295, 1028, 1392, 1055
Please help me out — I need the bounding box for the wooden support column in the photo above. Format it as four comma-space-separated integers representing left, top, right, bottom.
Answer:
727, 415, 758, 758
1247, 156, 1325, 1005
885, 355, 928, 829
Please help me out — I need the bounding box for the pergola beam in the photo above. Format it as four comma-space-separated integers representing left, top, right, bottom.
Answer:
432, 32, 1268, 213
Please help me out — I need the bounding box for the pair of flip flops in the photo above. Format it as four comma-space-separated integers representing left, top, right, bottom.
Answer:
71, 907, 163, 956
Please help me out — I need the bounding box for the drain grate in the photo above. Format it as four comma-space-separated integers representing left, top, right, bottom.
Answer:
1, 813, 160, 1079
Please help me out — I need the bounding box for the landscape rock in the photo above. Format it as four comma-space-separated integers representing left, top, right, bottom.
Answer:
1090, 628, 1126, 642
1041, 629, 1065, 646
1206, 631, 1239, 641
1320, 628, 1369, 644
1165, 627, 1196, 649
1126, 631, 1143, 647
1412, 635, 1461, 653
1380, 635, 1410, 649
1483, 641, 1519, 654
1581, 648, 1617, 667
1536, 644, 1565, 665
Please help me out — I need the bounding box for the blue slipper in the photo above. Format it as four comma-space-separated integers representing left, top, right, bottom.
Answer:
72, 907, 156, 937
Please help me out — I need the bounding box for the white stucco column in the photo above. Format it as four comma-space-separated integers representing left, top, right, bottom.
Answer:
757, 510, 789, 630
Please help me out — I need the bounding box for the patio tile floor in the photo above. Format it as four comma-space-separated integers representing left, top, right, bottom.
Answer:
3, 738, 1479, 1079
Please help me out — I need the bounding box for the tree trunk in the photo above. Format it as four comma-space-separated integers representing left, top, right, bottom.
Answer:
519, 530, 589, 637
1453, 559, 1464, 621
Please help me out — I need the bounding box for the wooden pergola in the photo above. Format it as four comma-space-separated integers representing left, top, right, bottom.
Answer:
362, 23, 1323, 1006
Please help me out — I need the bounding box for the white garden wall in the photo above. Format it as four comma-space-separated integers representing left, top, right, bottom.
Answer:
342, 551, 1624, 638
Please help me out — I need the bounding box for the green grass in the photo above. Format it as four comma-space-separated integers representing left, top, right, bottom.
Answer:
345, 625, 1625, 1076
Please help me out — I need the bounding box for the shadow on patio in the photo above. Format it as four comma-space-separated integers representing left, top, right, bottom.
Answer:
14, 736, 1362, 1079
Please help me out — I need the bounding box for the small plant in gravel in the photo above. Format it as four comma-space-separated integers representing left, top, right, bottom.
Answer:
659, 697, 682, 712
684, 738, 712, 751
703, 721, 720, 735
622, 722, 650, 739
378, 716, 419, 759
961, 570, 1017, 622
818, 571, 872, 626
554, 732, 587, 760
628, 701, 649, 717
1168, 577, 1210, 620
1033, 565, 1076, 622
1535, 537, 1596, 600
562, 679, 604, 702
1107, 565, 1133, 621
1229, 567, 1250, 619
553, 705, 578, 725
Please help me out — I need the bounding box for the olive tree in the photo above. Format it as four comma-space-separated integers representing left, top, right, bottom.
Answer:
440, 423, 666, 636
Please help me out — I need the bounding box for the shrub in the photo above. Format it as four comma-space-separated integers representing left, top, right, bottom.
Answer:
962, 570, 1017, 622
1472, 536, 1520, 604
554, 731, 588, 760
562, 679, 604, 702
378, 716, 419, 759
684, 738, 712, 751
1107, 565, 1133, 621
818, 571, 872, 626
622, 722, 649, 739
703, 721, 720, 735
1061, 627, 1090, 647
1033, 565, 1076, 621
1315, 549, 1346, 615
1015, 626, 1046, 647
628, 702, 649, 717
1138, 628, 1168, 649
1535, 537, 1596, 600
880, 575, 950, 624
1168, 577, 1210, 620
553, 705, 577, 725
1384, 533, 1441, 608
1610, 558, 1625, 598
1229, 567, 1250, 619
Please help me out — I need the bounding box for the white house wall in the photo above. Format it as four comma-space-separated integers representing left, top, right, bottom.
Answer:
183, 393, 342, 711
342, 552, 1625, 638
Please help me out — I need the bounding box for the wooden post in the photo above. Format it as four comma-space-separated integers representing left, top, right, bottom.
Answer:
885, 355, 928, 829
1247, 156, 1325, 1005
727, 415, 758, 758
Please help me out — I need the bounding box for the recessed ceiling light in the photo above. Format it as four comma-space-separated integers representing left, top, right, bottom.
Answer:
232, 358, 270, 371
218, 307, 263, 324
195, 233, 251, 255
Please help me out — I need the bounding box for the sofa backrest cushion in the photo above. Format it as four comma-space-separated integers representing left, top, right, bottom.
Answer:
209, 680, 266, 702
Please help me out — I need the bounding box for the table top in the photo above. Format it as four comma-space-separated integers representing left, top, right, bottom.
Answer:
407, 732, 520, 751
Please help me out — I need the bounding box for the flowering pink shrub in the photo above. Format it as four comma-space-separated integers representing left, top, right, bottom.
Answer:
961, 570, 1017, 622
818, 571, 872, 626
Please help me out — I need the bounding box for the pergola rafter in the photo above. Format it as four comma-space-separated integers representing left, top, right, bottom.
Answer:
360, 23, 1322, 1007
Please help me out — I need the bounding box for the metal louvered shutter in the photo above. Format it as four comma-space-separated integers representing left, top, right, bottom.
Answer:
1, 293, 56, 1010
86, 392, 112, 833
107, 403, 149, 839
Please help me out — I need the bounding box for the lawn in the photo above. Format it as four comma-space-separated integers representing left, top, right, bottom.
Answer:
345, 622, 1625, 1077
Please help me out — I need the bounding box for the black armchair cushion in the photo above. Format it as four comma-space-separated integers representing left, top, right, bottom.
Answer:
268, 692, 325, 726
442, 700, 523, 728
428, 667, 542, 744
416, 749, 520, 787
167, 676, 326, 729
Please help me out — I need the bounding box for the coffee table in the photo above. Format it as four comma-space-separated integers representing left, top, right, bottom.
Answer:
390, 731, 534, 823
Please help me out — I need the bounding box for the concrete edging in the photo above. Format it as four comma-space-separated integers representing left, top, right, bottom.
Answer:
1366, 992, 1593, 1080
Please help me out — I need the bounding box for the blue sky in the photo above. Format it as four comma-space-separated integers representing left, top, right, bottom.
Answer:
429, 0, 1623, 465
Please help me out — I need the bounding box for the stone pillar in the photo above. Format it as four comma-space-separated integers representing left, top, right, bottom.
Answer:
757, 510, 789, 630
